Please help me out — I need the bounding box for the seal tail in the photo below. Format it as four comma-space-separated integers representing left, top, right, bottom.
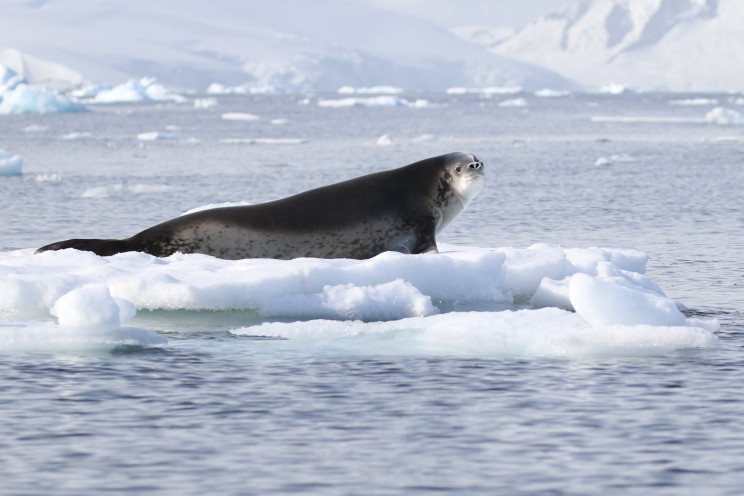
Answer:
35, 238, 132, 256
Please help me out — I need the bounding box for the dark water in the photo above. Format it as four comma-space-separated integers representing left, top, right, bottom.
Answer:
1, 92, 743, 495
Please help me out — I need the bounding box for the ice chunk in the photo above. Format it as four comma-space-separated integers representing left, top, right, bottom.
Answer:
498, 97, 528, 107
221, 112, 260, 121
569, 273, 685, 327
706, 107, 744, 126
535, 89, 570, 97
194, 97, 218, 109
93, 77, 185, 103
0, 150, 23, 175
62, 132, 93, 140
376, 134, 393, 146
0, 84, 86, 115
338, 86, 403, 94
51, 284, 134, 329
232, 309, 716, 358
137, 132, 178, 141
317, 96, 412, 108
446, 87, 522, 95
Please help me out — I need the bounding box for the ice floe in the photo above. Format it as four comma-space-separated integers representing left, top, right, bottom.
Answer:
0, 244, 718, 356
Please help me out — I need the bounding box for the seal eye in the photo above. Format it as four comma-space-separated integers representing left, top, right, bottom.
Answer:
455, 165, 463, 173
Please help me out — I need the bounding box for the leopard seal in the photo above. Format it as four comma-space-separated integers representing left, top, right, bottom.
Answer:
36, 152, 485, 260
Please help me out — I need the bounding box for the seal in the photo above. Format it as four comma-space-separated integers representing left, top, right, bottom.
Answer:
36, 152, 485, 260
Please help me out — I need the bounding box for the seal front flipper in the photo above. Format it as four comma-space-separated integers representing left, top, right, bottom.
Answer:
411, 221, 438, 255
35, 238, 132, 256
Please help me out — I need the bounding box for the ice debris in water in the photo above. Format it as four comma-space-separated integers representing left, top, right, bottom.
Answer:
0, 150, 23, 175
194, 97, 219, 109
706, 107, 744, 126
498, 97, 528, 107
231, 309, 716, 358
0, 284, 166, 352
317, 96, 429, 108
0, 84, 86, 115
85, 77, 186, 103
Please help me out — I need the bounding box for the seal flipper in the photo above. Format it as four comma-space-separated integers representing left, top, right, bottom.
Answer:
35, 238, 132, 256
411, 222, 438, 255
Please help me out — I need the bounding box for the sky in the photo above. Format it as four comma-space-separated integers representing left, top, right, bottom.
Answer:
365, 0, 573, 28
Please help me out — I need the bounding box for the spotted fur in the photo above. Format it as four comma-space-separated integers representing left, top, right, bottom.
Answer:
37, 152, 485, 260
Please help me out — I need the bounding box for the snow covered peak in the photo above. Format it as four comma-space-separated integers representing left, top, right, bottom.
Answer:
475, 0, 740, 91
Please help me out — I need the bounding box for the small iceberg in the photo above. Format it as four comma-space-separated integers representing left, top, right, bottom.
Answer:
706, 107, 744, 126
0, 150, 23, 175
0, 83, 86, 115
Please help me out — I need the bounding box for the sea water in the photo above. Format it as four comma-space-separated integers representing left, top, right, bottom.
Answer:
0, 92, 743, 495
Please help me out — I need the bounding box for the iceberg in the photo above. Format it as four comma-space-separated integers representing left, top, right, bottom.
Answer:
0, 150, 23, 175
91, 77, 186, 103
0, 83, 86, 115
706, 107, 744, 126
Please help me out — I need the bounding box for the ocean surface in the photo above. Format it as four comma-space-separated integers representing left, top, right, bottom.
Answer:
1, 91, 743, 495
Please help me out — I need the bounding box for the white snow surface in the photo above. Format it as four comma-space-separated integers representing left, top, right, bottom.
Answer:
0, 0, 573, 92
0, 244, 718, 356
479, 0, 744, 92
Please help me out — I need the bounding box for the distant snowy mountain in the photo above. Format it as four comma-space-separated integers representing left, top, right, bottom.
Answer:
466, 0, 744, 92
0, 0, 576, 92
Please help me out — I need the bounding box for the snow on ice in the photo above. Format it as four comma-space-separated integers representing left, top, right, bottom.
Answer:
0, 244, 718, 356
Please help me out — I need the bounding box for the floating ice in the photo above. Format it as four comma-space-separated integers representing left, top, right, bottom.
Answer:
194, 97, 218, 109
0, 284, 165, 352
92, 77, 186, 103
137, 132, 178, 141
221, 112, 260, 121
569, 273, 685, 327
206, 83, 274, 95
70, 83, 113, 99
599, 83, 635, 94
706, 107, 744, 126
0, 84, 86, 115
338, 86, 403, 95
670, 98, 718, 106
0, 150, 23, 175
62, 132, 93, 140
535, 89, 570, 97
0, 244, 717, 356
231, 309, 716, 358
446, 87, 522, 95
594, 154, 637, 166
376, 134, 393, 146
317, 96, 423, 108
498, 97, 528, 107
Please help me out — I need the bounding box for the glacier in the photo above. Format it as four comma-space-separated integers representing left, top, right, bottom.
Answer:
466, 0, 744, 92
